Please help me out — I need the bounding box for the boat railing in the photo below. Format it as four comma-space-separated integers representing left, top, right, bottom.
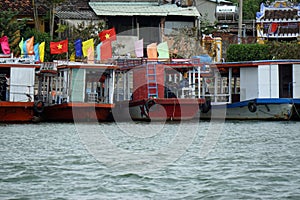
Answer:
0, 56, 35, 64
204, 93, 231, 103
40, 62, 58, 71
114, 58, 147, 69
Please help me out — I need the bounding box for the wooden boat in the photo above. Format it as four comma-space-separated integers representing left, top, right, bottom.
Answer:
199, 59, 300, 120
113, 59, 207, 121
35, 60, 117, 122
0, 54, 40, 122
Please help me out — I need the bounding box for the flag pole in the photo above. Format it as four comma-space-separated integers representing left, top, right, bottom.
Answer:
66, 51, 69, 64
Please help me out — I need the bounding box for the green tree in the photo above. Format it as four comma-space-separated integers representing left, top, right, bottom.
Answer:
36, 0, 66, 39
0, 10, 27, 56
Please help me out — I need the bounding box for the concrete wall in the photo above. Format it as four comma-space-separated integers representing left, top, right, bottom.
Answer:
195, 0, 217, 23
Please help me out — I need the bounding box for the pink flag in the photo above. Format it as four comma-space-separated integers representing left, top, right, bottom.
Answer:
87, 46, 94, 64
134, 39, 144, 58
100, 40, 112, 60
0, 36, 11, 54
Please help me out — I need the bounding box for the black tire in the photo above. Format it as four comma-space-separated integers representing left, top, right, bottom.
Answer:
248, 101, 257, 113
145, 99, 156, 112
200, 101, 211, 113
34, 100, 45, 114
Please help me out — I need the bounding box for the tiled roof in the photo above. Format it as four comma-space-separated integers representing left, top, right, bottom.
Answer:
56, 0, 91, 11
56, 11, 99, 20
89, 2, 200, 17
0, 0, 47, 15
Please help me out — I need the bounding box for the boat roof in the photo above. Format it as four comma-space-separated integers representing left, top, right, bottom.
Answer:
0, 56, 40, 68
57, 61, 119, 70
214, 59, 300, 68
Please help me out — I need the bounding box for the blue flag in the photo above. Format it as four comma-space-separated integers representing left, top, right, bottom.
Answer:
74, 39, 83, 57
34, 43, 40, 62
96, 43, 102, 61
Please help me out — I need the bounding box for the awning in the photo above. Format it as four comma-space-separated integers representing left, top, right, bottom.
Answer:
89, 2, 200, 17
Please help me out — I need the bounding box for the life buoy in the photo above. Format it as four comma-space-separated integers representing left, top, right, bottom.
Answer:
34, 100, 45, 114
248, 101, 257, 113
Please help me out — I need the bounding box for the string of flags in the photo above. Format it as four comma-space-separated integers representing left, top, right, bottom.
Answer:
1, 27, 171, 62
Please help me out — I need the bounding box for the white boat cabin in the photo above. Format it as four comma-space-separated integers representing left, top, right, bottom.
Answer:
37, 61, 117, 105
206, 60, 300, 104
0, 55, 37, 102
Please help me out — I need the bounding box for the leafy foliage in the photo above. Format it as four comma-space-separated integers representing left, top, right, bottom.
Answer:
0, 10, 27, 56
226, 42, 300, 62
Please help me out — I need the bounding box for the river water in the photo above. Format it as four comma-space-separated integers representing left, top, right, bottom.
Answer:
1, 120, 300, 199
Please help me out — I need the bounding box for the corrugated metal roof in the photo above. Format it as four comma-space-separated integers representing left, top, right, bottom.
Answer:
89, 2, 200, 17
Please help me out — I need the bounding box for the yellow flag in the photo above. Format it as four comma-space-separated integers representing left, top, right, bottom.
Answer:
39, 42, 45, 62
19, 37, 24, 56
82, 39, 94, 57
70, 52, 75, 61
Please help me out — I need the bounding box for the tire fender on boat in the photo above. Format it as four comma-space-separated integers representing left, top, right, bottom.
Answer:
248, 101, 257, 113
145, 99, 156, 113
200, 100, 211, 113
34, 100, 45, 114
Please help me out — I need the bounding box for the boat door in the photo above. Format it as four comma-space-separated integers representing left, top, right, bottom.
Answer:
279, 64, 293, 98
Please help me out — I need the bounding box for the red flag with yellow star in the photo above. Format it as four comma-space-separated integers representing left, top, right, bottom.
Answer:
50, 39, 68, 54
98, 28, 116, 42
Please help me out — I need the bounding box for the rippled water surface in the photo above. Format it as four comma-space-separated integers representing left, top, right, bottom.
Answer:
1, 121, 300, 199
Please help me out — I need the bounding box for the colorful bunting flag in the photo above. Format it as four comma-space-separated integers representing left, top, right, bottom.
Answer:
34, 43, 40, 62
70, 52, 75, 61
157, 42, 169, 59
0, 36, 11, 55
50, 39, 68, 54
23, 39, 29, 57
82, 39, 94, 57
19, 37, 24, 56
96, 43, 102, 61
98, 28, 117, 42
100, 40, 112, 60
39, 42, 45, 62
134, 39, 144, 58
147, 43, 157, 59
74, 39, 83, 57
87, 47, 94, 63
26, 36, 34, 55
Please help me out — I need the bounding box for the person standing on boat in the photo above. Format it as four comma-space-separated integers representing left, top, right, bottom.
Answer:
51, 89, 56, 104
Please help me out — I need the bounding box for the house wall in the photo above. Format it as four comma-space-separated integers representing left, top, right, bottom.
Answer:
293, 64, 300, 98
195, 0, 218, 23
240, 67, 258, 101
258, 64, 279, 98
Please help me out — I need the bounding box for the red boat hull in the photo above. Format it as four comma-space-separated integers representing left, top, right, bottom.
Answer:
43, 103, 114, 122
0, 102, 34, 122
114, 98, 204, 121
